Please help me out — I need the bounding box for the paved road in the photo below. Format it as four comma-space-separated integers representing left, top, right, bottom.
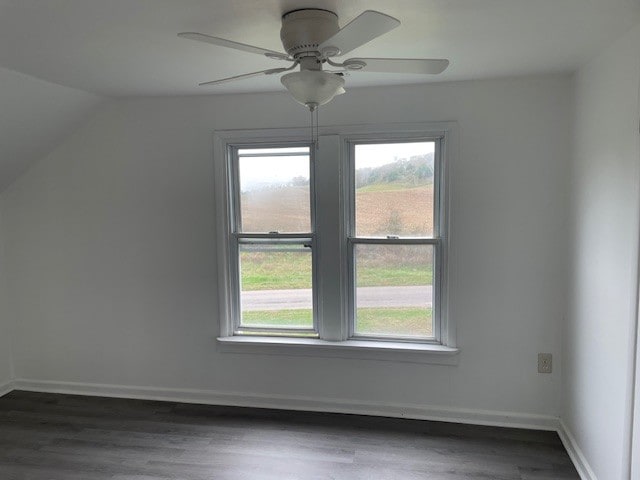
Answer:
242, 285, 432, 310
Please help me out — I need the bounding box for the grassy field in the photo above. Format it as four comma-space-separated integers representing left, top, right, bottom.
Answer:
240, 250, 432, 290
241, 186, 310, 233
241, 182, 434, 236
355, 182, 434, 236
240, 251, 312, 290
242, 307, 433, 337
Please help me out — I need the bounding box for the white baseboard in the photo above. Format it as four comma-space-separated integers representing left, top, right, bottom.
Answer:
557, 419, 597, 480
0, 380, 14, 397
12, 378, 558, 431
10, 379, 592, 473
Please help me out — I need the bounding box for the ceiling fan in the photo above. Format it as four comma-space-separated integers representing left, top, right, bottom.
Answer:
178, 9, 449, 111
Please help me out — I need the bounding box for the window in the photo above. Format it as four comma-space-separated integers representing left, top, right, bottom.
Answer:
349, 141, 440, 341
214, 124, 456, 355
230, 146, 317, 337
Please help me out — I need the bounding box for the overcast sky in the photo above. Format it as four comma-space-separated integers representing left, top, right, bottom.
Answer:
239, 142, 434, 191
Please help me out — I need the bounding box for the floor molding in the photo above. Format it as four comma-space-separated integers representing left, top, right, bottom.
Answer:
9, 379, 585, 472
12, 378, 559, 431
0, 380, 14, 398
558, 419, 597, 480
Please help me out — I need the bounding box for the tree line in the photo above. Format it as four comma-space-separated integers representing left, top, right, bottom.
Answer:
355, 153, 434, 188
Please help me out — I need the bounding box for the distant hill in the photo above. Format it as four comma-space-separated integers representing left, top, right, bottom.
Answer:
356, 153, 434, 188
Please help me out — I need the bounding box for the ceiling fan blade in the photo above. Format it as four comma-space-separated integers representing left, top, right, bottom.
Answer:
319, 11, 400, 56
198, 68, 288, 86
178, 32, 290, 60
354, 58, 450, 74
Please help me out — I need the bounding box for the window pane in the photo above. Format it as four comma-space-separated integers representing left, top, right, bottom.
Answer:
354, 244, 433, 338
238, 149, 311, 233
239, 243, 313, 330
355, 142, 435, 237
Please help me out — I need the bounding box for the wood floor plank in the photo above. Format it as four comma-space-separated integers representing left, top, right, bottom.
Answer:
0, 390, 579, 479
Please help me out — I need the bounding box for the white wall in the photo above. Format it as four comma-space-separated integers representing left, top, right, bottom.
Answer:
0, 67, 100, 393
0, 210, 13, 389
0, 75, 571, 421
563, 24, 640, 480
0, 66, 102, 191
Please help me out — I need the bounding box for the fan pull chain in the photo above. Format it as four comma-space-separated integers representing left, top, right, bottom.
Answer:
310, 107, 314, 147
309, 104, 320, 150
315, 107, 319, 150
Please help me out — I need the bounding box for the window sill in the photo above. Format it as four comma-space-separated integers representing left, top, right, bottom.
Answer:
216, 336, 460, 365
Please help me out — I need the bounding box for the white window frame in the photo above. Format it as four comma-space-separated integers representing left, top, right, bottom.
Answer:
227, 143, 318, 337
213, 123, 459, 364
346, 136, 444, 343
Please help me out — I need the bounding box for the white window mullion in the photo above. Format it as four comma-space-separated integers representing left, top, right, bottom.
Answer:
313, 135, 347, 341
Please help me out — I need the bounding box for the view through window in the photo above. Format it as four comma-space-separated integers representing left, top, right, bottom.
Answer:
351, 142, 436, 339
234, 146, 315, 335
225, 134, 445, 343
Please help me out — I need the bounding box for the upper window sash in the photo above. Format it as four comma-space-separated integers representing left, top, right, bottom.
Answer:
347, 137, 444, 240
228, 143, 314, 235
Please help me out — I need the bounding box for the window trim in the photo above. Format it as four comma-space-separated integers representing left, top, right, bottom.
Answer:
213, 122, 458, 362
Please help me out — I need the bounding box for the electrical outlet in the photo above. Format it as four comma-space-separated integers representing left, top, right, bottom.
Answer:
538, 353, 552, 373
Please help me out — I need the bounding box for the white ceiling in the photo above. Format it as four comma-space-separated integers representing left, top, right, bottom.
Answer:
0, 0, 639, 97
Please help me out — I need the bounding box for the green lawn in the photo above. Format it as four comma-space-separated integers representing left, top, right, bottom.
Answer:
240, 253, 312, 290
242, 308, 313, 328
355, 306, 432, 337
357, 266, 431, 288
241, 307, 432, 337
240, 251, 432, 291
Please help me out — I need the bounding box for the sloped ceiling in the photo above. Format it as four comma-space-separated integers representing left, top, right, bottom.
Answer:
0, 67, 102, 192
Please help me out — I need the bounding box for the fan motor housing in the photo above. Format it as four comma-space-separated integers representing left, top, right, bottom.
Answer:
280, 9, 339, 56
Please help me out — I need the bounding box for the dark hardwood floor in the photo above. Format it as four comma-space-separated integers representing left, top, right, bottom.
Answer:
0, 390, 579, 479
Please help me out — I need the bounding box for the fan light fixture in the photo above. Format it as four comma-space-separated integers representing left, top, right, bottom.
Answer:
179, 8, 450, 144
280, 70, 345, 111
179, 8, 450, 100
